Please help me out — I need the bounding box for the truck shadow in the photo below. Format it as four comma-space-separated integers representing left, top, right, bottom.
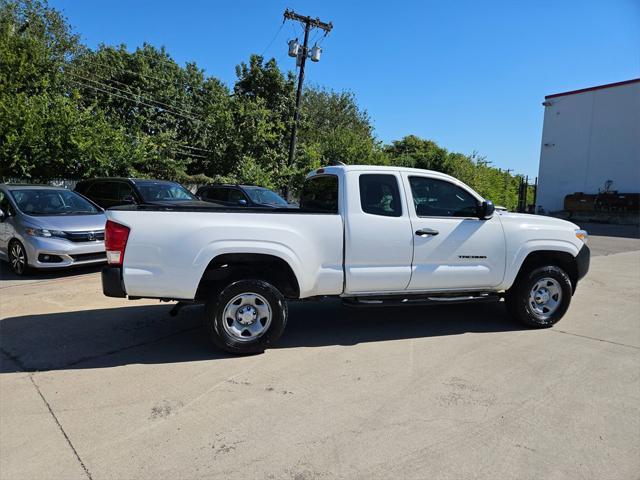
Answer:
282, 299, 523, 348
0, 299, 525, 373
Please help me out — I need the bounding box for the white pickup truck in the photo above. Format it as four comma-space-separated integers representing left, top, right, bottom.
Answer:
102, 165, 590, 354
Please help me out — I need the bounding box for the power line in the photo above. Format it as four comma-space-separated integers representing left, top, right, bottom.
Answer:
68, 77, 204, 125
173, 149, 208, 159
73, 55, 188, 87
67, 68, 202, 119
260, 21, 286, 57
68, 83, 219, 157
68, 72, 199, 119
178, 144, 216, 154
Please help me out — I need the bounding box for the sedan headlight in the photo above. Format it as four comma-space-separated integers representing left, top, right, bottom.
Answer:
24, 228, 67, 238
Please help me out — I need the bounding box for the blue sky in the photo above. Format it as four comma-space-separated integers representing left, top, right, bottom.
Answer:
51, 0, 639, 177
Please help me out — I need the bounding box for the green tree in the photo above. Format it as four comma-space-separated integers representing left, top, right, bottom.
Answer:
0, 0, 80, 179
385, 136, 522, 210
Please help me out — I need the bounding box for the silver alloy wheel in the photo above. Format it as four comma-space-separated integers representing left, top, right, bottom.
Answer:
222, 292, 272, 342
10, 242, 26, 274
528, 277, 562, 320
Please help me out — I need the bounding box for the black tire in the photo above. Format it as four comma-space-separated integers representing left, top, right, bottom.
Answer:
506, 265, 572, 328
205, 279, 288, 355
8, 240, 29, 276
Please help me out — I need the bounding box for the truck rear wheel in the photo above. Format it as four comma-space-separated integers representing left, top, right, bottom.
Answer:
506, 265, 572, 328
205, 279, 288, 354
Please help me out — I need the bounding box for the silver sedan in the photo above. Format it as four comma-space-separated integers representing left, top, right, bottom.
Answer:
0, 184, 107, 275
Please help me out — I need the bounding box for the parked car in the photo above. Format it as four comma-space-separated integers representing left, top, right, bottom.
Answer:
196, 184, 295, 208
0, 184, 107, 275
75, 178, 212, 209
101, 165, 590, 354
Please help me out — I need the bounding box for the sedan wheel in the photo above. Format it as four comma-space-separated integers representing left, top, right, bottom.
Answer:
9, 241, 28, 275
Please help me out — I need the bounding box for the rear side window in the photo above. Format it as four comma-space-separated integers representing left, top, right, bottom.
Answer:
227, 189, 247, 203
300, 175, 339, 213
118, 183, 134, 201
359, 174, 402, 217
88, 182, 118, 199
206, 188, 229, 202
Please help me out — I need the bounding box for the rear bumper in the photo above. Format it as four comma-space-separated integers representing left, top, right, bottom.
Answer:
102, 266, 127, 298
576, 244, 590, 281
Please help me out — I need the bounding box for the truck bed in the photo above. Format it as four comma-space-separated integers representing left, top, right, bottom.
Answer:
107, 206, 344, 300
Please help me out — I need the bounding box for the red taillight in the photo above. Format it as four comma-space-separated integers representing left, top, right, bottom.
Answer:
105, 220, 130, 266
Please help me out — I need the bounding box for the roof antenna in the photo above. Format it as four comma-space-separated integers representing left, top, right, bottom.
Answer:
330, 160, 346, 166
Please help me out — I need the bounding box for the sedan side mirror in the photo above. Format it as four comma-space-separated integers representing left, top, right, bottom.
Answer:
477, 200, 495, 220
238, 199, 248, 206
122, 195, 136, 204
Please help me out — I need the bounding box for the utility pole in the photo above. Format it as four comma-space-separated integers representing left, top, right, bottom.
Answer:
283, 9, 333, 172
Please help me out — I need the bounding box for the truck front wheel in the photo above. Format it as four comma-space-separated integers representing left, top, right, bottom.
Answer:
506, 265, 573, 328
205, 279, 288, 354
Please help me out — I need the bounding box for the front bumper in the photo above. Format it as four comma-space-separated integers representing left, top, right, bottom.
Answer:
102, 266, 127, 298
576, 244, 590, 281
23, 236, 106, 269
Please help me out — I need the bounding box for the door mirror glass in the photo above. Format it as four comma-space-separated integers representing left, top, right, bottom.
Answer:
477, 200, 495, 219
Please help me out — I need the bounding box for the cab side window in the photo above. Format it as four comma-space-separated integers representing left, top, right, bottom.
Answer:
359, 174, 402, 217
409, 176, 478, 217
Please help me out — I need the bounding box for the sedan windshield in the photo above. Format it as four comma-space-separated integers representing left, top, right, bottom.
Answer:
135, 182, 196, 202
245, 187, 288, 206
11, 189, 100, 215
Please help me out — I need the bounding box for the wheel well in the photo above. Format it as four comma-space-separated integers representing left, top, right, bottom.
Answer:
195, 253, 300, 301
514, 250, 578, 292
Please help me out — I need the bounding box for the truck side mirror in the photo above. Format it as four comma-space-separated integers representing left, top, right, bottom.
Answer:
477, 200, 495, 220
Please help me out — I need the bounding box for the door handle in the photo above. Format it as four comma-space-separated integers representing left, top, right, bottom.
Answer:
415, 228, 439, 236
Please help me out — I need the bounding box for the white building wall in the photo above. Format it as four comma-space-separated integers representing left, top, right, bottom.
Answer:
536, 80, 640, 213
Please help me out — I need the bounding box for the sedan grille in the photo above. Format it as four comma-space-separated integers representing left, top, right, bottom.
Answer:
64, 230, 105, 242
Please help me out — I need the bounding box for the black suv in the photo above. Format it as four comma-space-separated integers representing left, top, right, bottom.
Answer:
196, 184, 294, 208
75, 178, 210, 208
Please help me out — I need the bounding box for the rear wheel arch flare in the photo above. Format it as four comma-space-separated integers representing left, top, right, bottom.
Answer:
195, 253, 300, 300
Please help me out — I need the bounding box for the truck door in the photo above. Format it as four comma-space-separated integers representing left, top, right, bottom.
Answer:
344, 171, 414, 293
401, 173, 506, 291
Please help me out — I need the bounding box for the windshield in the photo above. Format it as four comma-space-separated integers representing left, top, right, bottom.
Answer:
11, 189, 100, 215
135, 182, 196, 202
245, 187, 288, 206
